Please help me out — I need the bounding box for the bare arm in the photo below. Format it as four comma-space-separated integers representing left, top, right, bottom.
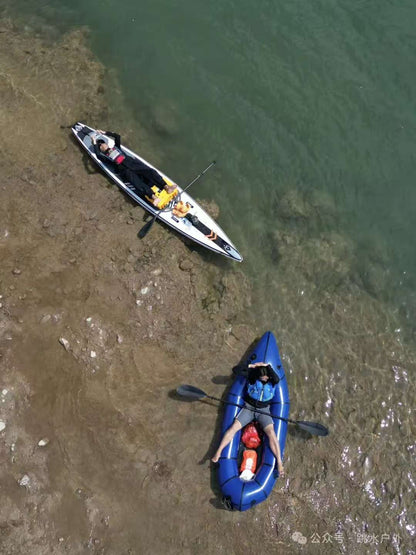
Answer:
96, 129, 121, 148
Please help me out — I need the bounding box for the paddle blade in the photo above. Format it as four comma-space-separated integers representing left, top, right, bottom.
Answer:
138, 215, 157, 239
176, 384, 207, 400
296, 421, 329, 436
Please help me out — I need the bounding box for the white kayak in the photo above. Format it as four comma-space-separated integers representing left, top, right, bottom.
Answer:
71, 123, 243, 262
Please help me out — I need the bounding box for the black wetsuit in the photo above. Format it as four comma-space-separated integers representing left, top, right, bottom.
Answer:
93, 131, 166, 199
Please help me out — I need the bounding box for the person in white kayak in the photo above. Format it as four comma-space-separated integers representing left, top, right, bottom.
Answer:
91, 129, 177, 207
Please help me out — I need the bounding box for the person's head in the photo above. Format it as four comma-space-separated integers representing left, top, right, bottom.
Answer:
258, 364, 272, 382
97, 139, 109, 153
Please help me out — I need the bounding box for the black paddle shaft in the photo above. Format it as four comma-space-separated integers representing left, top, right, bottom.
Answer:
206, 394, 328, 435
204, 393, 297, 424
138, 161, 216, 239
181, 160, 216, 195
176, 385, 329, 436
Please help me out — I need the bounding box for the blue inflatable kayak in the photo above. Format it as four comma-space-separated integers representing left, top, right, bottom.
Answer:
216, 331, 290, 511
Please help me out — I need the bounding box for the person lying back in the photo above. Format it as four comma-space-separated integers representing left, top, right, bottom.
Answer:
92, 130, 176, 207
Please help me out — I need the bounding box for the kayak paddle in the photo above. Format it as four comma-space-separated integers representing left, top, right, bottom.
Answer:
176, 384, 329, 437
138, 160, 216, 239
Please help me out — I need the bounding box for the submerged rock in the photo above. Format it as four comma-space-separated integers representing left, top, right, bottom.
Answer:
179, 258, 193, 272
196, 199, 220, 220
276, 189, 312, 222
150, 101, 179, 136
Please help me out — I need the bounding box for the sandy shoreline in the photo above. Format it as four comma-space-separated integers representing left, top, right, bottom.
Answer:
0, 19, 258, 553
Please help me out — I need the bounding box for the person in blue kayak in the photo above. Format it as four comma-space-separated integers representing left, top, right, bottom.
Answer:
211, 362, 285, 476
91, 130, 176, 207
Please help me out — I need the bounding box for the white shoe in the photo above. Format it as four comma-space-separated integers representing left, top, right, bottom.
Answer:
240, 469, 255, 481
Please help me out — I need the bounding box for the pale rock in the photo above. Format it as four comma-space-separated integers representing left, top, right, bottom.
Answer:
18, 474, 30, 487
38, 438, 50, 447
59, 337, 70, 351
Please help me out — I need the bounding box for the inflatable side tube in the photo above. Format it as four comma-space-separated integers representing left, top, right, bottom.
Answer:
217, 458, 239, 487
239, 477, 269, 511
220, 476, 243, 508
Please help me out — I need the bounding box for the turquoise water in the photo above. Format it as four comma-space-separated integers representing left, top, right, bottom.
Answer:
5, 0, 416, 328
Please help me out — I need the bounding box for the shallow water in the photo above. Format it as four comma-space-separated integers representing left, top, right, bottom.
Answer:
5, 0, 416, 284
0, 2, 415, 554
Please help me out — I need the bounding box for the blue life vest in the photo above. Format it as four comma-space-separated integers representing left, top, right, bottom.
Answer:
246, 380, 275, 404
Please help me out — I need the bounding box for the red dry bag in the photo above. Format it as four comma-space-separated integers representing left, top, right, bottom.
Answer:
241, 423, 261, 449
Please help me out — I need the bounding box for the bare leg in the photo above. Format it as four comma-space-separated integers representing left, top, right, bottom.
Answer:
264, 424, 285, 477
211, 420, 242, 463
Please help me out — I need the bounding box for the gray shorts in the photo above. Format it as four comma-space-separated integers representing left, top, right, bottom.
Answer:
236, 402, 273, 429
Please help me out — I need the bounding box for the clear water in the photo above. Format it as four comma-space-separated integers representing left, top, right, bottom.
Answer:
5, 1, 416, 314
